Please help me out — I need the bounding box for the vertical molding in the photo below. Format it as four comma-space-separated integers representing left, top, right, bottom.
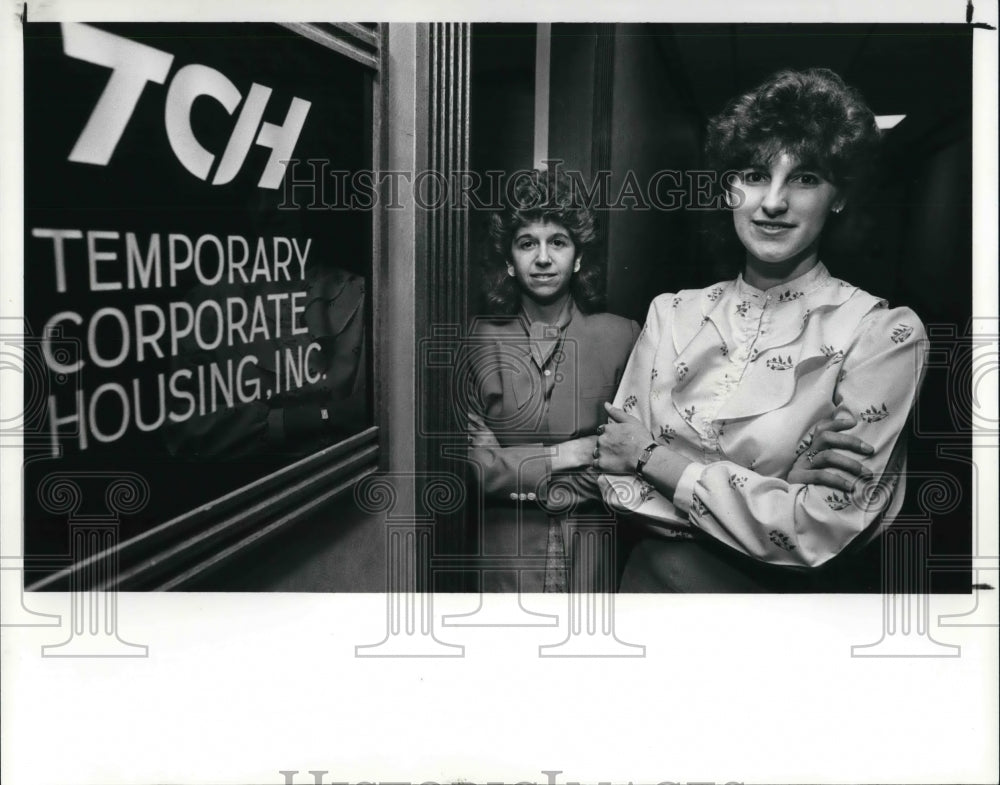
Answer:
591, 24, 615, 178
385, 24, 425, 513
420, 23, 472, 580
591, 24, 616, 287
371, 24, 388, 471
534, 23, 552, 169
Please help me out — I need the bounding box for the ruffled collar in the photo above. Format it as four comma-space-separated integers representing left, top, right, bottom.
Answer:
667, 262, 883, 424
694, 261, 851, 354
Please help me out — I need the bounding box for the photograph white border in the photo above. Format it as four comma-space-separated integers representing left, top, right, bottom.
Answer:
2, 1, 997, 784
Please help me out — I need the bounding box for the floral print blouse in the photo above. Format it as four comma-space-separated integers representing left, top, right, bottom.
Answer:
602, 262, 927, 568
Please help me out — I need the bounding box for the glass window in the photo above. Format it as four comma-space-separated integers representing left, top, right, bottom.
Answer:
23, 22, 377, 581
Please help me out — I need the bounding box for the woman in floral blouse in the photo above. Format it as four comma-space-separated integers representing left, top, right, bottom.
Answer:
595, 68, 926, 591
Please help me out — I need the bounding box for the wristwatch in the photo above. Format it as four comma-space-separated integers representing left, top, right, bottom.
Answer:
635, 442, 659, 477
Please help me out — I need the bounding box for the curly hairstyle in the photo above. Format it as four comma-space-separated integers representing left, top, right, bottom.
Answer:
482, 168, 605, 314
702, 68, 882, 270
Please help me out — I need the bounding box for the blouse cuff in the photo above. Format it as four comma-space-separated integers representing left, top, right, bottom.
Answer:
672, 461, 703, 516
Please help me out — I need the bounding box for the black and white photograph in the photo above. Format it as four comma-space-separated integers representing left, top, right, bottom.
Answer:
13, 18, 978, 594
2, 2, 997, 784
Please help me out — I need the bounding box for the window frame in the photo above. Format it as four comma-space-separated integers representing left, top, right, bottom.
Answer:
27, 22, 389, 591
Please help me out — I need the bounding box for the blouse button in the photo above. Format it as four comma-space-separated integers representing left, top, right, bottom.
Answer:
509, 492, 518, 501
518, 493, 528, 501
526, 492, 537, 501
543, 369, 552, 377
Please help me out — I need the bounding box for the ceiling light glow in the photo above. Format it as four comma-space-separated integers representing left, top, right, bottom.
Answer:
876, 114, 907, 130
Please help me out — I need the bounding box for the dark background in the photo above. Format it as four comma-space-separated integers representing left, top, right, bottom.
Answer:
22, 23, 374, 574
21, 22, 973, 592
469, 23, 974, 591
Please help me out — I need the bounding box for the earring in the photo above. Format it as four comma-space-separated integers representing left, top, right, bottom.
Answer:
832, 204, 844, 214
506, 265, 515, 277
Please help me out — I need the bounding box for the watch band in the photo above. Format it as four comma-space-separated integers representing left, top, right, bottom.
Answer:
635, 442, 659, 477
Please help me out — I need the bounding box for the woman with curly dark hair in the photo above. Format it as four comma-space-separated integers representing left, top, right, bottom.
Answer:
464, 168, 640, 593
594, 68, 927, 591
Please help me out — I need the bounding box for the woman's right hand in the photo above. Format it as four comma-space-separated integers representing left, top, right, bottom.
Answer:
467, 411, 596, 473
551, 435, 599, 473
787, 414, 874, 493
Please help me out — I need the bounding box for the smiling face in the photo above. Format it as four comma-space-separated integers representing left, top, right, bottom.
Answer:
508, 220, 581, 306
729, 151, 844, 287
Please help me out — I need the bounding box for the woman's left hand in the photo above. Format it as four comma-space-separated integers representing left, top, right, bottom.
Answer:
787, 414, 874, 493
594, 403, 654, 474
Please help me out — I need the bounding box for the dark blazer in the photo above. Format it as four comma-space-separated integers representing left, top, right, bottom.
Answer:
464, 304, 640, 592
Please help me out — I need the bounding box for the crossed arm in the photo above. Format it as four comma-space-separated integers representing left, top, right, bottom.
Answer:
594, 304, 926, 568
465, 411, 599, 505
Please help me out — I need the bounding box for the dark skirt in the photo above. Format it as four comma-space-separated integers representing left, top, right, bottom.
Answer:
617, 524, 865, 593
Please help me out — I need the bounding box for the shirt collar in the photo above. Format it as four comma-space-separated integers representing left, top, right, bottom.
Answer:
521, 297, 575, 330
521, 298, 575, 369
735, 261, 831, 301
